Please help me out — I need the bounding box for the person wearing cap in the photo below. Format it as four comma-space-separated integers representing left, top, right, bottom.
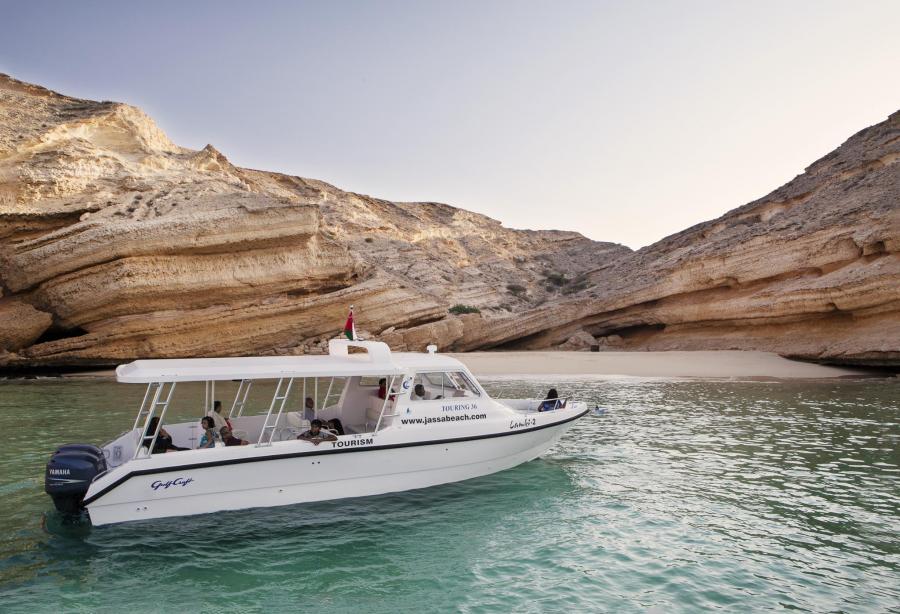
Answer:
297, 419, 337, 445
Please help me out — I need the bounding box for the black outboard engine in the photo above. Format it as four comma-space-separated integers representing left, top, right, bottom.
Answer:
45, 444, 107, 514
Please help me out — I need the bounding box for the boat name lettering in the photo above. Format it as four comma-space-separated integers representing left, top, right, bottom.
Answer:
509, 417, 537, 430
441, 402, 477, 412
151, 477, 194, 491
331, 438, 374, 448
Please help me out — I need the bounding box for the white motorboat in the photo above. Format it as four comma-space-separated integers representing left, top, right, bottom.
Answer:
45, 340, 588, 526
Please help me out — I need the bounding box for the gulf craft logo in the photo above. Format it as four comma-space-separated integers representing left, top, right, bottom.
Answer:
151, 477, 194, 491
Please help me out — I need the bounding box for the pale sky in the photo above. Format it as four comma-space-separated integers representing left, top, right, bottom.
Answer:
2, 1, 898, 248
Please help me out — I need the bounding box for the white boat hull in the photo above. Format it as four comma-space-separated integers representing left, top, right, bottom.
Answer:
85, 409, 585, 526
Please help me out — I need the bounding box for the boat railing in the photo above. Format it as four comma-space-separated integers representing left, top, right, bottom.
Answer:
498, 396, 570, 412
534, 396, 569, 411
230, 379, 253, 418
133, 381, 176, 460
373, 375, 400, 432
257, 377, 295, 446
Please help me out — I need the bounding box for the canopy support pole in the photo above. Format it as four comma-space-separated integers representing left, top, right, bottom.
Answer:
374, 375, 400, 433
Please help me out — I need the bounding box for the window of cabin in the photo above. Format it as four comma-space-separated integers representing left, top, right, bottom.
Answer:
412, 371, 481, 400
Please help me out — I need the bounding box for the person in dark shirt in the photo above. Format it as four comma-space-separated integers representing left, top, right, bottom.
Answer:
143, 416, 187, 453
538, 388, 564, 412
297, 419, 337, 445
219, 426, 249, 446
326, 418, 345, 436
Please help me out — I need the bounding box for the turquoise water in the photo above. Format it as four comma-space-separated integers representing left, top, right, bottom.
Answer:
0, 376, 898, 612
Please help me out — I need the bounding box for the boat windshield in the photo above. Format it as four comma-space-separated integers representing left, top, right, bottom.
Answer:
413, 371, 480, 399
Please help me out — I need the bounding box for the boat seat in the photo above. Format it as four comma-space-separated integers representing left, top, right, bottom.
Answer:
365, 398, 395, 428
274, 427, 303, 442
285, 412, 308, 430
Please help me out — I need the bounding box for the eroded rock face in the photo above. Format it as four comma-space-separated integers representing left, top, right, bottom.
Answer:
0, 298, 52, 351
446, 111, 900, 366
0, 74, 624, 366
0, 74, 896, 367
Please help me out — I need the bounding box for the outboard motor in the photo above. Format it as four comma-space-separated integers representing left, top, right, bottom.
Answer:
44, 444, 107, 514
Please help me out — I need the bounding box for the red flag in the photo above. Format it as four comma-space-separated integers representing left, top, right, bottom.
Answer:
343, 308, 356, 340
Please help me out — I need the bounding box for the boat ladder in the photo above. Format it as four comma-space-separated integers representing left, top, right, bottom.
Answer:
257, 377, 294, 446
132, 381, 177, 459
230, 379, 253, 418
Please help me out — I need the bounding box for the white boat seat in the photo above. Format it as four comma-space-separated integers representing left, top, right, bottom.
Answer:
365, 397, 395, 428
275, 427, 303, 441
285, 411, 308, 429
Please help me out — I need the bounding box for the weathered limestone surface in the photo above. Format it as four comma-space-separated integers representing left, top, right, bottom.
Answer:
0, 73, 896, 367
0, 298, 52, 350
333, 112, 900, 366
0, 74, 623, 366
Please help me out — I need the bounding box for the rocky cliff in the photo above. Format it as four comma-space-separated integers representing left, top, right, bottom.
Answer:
0, 74, 896, 368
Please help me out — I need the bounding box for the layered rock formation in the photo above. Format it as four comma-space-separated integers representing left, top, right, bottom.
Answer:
0, 74, 625, 366
0, 74, 897, 368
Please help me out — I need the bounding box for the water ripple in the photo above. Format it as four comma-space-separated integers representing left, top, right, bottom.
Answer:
0, 378, 897, 612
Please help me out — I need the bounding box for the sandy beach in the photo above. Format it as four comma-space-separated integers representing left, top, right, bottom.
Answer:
451, 350, 869, 379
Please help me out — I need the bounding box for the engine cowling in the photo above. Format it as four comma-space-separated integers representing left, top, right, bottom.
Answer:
45, 444, 107, 514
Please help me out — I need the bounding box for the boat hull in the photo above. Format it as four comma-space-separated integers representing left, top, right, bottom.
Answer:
85, 410, 585, 526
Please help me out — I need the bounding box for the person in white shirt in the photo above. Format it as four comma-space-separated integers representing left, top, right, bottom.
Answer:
206, 400, 230, 431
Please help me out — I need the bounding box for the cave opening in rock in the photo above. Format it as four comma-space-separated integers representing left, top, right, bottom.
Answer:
588, 323, 666, 346
32, 325, 90, 345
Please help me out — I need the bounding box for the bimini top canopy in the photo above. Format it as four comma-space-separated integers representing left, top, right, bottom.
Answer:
115, 340, 468, 383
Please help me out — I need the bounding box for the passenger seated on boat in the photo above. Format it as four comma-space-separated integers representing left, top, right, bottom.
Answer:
326, 418, 345, 436
297, 419, 337, 446
198, 416, 219, 449
207, 400, 233, 432
538, 388, 565, 412
412, 384, 431, 401
376, 378, 397, 401
143, 416, 188, 453
304, 396, 316, 420
220, 426, 249, 446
